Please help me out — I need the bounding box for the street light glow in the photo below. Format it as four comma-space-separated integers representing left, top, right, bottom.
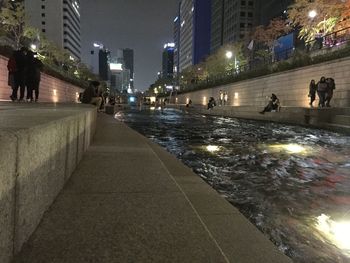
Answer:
308, 10, 317, 19
226, 51, 233, 59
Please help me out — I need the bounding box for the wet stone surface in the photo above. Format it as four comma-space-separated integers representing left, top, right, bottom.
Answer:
117, 108, 350, 263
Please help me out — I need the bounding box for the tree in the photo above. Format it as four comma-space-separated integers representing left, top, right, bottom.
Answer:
0, 0, 35, 49
253, 17, 291, 59
288, 0, 345, 44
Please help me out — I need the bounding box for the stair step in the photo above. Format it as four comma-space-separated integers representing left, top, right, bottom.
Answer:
332, 115, 350, 126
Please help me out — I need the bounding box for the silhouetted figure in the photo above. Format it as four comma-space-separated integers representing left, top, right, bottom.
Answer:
308, 79, 317, 107
260, 93, 280, 114
207, 97, 216, 110
317, 76, 328, 108
26, 51, 43, 102
186, 99, 192, 108
10, 47, 28, 101
325, 78, 336, 107
82, 81, 103, 110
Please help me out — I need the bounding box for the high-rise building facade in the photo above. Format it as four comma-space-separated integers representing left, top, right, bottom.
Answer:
122, 48, 134, 89
257, 0, 293, 25
210, 0, 256, 54
25, 0, 81, 59
162, 43, 175, 79
179, 0, 211, 72
173, 5, 181, 76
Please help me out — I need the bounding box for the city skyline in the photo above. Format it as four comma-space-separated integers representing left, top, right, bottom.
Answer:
81, 0, 179, 91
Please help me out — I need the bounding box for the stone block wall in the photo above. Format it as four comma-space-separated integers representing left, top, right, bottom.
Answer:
0, 107, 96, 263
0, 55, 83, 102
175, 57, 350, 108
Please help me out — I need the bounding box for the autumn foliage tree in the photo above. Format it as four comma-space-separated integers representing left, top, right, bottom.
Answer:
288, 0, 348, 44
253, 17, 291, 60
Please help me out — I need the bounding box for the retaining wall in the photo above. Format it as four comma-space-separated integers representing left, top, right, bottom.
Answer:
0, 55, 83, 102
0, 105, 97, 263
175, 57, 350, 108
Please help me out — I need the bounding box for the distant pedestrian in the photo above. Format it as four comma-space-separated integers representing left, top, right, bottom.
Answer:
308, 79, 317, 107
7, 51, 17, 90
224, 92, 228, 106
317, 76, 328, 108
82, 81, 103, 110
9, 47, 28, 101
219, 90, 223, 106
26, 51, 43, 102
325, 78, 336, 107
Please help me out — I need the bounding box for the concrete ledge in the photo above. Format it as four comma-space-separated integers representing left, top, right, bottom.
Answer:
170, 104, 350, 134
0, 103, 97, 263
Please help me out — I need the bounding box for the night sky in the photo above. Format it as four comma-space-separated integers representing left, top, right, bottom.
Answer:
81, 0, 179, 91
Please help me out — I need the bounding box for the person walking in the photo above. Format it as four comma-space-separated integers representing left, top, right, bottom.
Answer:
26, 51, 43, 102
308, 79, 317, 107
325, 78, 336, 107
10, 47, 28, 101
224, 91, 228, 106
219, 90, 223, 106
317, 76, 328, 108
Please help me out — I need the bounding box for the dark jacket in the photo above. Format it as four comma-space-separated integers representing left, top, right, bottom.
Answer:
82, 85, 97, 104
26, 56, 43, 84
317, 81, 328, 92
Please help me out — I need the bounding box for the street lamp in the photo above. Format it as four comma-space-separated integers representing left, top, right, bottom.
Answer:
225, 51, 233, 59
308, 10, 317, 19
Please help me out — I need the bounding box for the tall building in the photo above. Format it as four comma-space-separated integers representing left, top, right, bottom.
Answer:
162, 43, 175, 79
25, 0, 81, 59
173, 6, 181, 76
210, 0, 256, 54
122, 48, 134, 89
257, 0, 293, 25
99, 49, 110, 81
179, 0, 211, 72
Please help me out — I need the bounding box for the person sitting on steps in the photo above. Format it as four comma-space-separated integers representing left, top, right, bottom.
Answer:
259, 93, 280, 114
82, 81, 103, 111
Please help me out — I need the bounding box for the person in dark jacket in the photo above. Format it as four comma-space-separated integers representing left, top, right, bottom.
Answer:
325, 78, 335, 107
207, 97, 216, 110
317, 76, 328, 108
259, 93, 280, 114
308, 79, 317, 107
82, 81, 102, 110
26, 51, 43, 102
10, 47, 28, 101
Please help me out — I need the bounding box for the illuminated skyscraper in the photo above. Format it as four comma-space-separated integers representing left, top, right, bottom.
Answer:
25, 0, 81, 59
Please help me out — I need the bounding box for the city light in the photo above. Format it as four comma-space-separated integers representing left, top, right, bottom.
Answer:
164, 43, 175, 49
226, 51, 233, 59
30, 44, 37, 51
308, 10, 317, 19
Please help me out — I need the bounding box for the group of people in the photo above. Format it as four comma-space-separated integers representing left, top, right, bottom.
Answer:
219, 90, 228, 106
309, 77, 335, 108
8, 47, 43, 102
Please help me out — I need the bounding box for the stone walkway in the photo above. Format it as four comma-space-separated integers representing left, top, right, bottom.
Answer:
14, 113, 292, 263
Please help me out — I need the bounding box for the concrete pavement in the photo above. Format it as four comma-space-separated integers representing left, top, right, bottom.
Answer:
13, 112, 292, 263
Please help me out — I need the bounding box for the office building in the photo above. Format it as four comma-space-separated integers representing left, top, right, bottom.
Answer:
210, 0, 256, 54
179, 0, 211, 72
257, 0, 293, 25
99, 49, 110, 81
25, 0, 81, 59
162, 43, 175, 79
122, 48, 134, 89
173, 6, 181, 76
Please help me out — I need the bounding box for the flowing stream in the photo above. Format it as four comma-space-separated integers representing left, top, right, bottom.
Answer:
117, 107, 350, 263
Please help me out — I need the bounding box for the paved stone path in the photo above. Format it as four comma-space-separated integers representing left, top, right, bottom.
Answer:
14, 113, 292, 263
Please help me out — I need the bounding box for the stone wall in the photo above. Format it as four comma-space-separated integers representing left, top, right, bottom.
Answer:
0, 55, 83, 102
0, 106, 97, 263
175, 57, 350, 108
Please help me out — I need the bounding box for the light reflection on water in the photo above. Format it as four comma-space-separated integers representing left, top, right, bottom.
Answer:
118, 108, 350, 263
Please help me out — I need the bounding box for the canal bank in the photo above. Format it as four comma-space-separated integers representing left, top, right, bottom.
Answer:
12, 111, 292, 263
166, 104, 350, 134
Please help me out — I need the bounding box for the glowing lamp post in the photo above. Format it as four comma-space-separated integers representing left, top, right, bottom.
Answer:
308, 10, 317, 19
